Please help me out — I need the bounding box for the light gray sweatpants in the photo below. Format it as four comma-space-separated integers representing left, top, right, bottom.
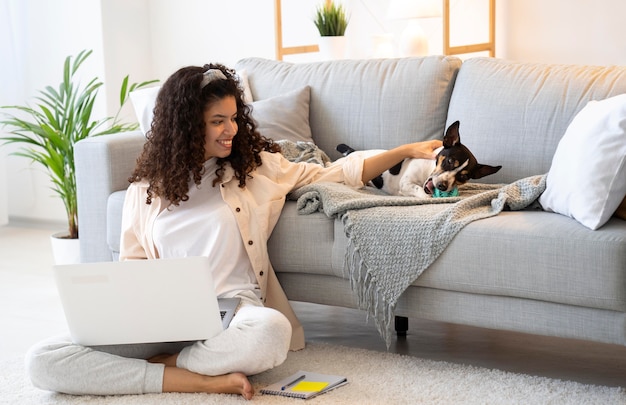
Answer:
25, 291, 292, 395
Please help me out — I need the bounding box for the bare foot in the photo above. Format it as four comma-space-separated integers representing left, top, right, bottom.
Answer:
162, 367, 254, 400
205, 372, 254, 400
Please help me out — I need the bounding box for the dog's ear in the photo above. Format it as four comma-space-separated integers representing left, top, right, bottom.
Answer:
471, 164, 502, 179
443, 121, 461, 148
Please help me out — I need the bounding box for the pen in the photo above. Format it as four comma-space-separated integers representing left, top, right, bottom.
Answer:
281, 374, 306, 390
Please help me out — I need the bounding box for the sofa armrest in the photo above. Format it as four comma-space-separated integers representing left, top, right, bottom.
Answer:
75, 131, 145, 262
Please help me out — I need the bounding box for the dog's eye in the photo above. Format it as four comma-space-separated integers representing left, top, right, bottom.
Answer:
445, 157, 456, 168
457, 173, 469, 182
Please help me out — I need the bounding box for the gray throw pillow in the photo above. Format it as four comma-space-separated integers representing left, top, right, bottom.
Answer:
251, 86, 314, 143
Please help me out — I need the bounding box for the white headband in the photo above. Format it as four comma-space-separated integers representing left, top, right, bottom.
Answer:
200, 69, 227, 88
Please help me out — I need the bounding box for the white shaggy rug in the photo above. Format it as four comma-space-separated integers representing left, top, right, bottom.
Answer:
1, 342, 624, 404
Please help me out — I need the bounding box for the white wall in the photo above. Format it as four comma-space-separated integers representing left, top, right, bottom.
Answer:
148, 0, 277, 76
499, 0, 626, 66
100, 0, 153, 123
2, 0, 626, 224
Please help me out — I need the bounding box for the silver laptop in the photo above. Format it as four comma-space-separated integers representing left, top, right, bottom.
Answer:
53, 256, 240, 346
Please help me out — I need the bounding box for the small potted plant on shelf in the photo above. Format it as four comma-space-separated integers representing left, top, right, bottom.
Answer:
313, 1, 349, 59
0, 49, 157, 263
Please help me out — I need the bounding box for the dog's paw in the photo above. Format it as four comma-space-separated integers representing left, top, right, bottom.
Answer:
398, 184, 430, 199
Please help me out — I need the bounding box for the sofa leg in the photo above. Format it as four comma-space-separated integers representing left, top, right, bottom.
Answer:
395, 315, 408, 336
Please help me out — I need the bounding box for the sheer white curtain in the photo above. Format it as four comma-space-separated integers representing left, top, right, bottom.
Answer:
0, 0, 103, 224
0, 0, 26, 225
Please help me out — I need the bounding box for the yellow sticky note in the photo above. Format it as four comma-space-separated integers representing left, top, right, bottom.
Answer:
292, 381, 329, 392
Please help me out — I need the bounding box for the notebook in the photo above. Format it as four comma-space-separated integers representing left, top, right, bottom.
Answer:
260, 370, 348, 399
53, 256, 240, 346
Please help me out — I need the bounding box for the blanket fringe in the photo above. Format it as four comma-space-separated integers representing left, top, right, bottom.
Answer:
343, 213, 395, 348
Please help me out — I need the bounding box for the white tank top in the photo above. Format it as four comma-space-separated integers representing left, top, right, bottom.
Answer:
153, 158, 257, 298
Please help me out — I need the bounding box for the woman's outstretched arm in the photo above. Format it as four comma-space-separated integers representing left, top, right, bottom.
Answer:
360, 140, 442, 184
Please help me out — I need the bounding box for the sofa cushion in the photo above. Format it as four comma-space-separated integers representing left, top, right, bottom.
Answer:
539, 94, 626, 230
324, 210, 626, 312
446, 58, 626, 185
267, 202, 340, 277
236, 56, 462, 160
418, 212, 626, 313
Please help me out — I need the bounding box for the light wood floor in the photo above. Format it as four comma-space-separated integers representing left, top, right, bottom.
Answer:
2, 221, 625, 389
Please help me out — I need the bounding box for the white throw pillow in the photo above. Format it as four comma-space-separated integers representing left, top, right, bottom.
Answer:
539, 94, 626, 230
250, 86, 314, 143
129, 86, 160, 135
129, 71, 254, 135
238, 69, 253, 104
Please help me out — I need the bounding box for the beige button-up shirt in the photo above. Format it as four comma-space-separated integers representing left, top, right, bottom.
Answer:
119, 151, 365, 350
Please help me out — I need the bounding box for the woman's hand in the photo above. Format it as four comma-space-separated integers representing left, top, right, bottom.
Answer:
361, 139, 443, 184
403, 139, 442, 160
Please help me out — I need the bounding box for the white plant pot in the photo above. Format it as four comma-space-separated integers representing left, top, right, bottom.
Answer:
50, 232, 81, 265
318, 36, 347, 60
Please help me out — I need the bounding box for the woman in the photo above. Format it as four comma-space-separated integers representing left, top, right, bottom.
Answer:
26, 63, 441, 400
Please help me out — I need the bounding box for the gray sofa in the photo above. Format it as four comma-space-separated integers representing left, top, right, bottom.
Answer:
75, 56, 626, 347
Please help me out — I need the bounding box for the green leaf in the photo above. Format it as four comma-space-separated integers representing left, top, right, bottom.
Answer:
120, 75, 129, 106
313, 1, 349, 36
0, 48, 159, 238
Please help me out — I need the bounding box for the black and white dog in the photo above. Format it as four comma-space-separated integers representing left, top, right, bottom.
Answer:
337, 121, 502, 198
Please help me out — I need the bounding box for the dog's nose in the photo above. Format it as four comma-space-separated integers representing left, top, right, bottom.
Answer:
437, 182, 448, 191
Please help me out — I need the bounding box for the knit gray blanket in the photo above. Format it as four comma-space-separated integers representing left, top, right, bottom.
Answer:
290, 174, 547, 347
277, 140, 332, 166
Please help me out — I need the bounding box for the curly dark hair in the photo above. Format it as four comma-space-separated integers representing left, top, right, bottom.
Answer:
129, 63, 280, 205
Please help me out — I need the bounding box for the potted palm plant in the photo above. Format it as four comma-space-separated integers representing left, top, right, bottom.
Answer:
0, 49, 157, 263
313, 1, 350, 59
